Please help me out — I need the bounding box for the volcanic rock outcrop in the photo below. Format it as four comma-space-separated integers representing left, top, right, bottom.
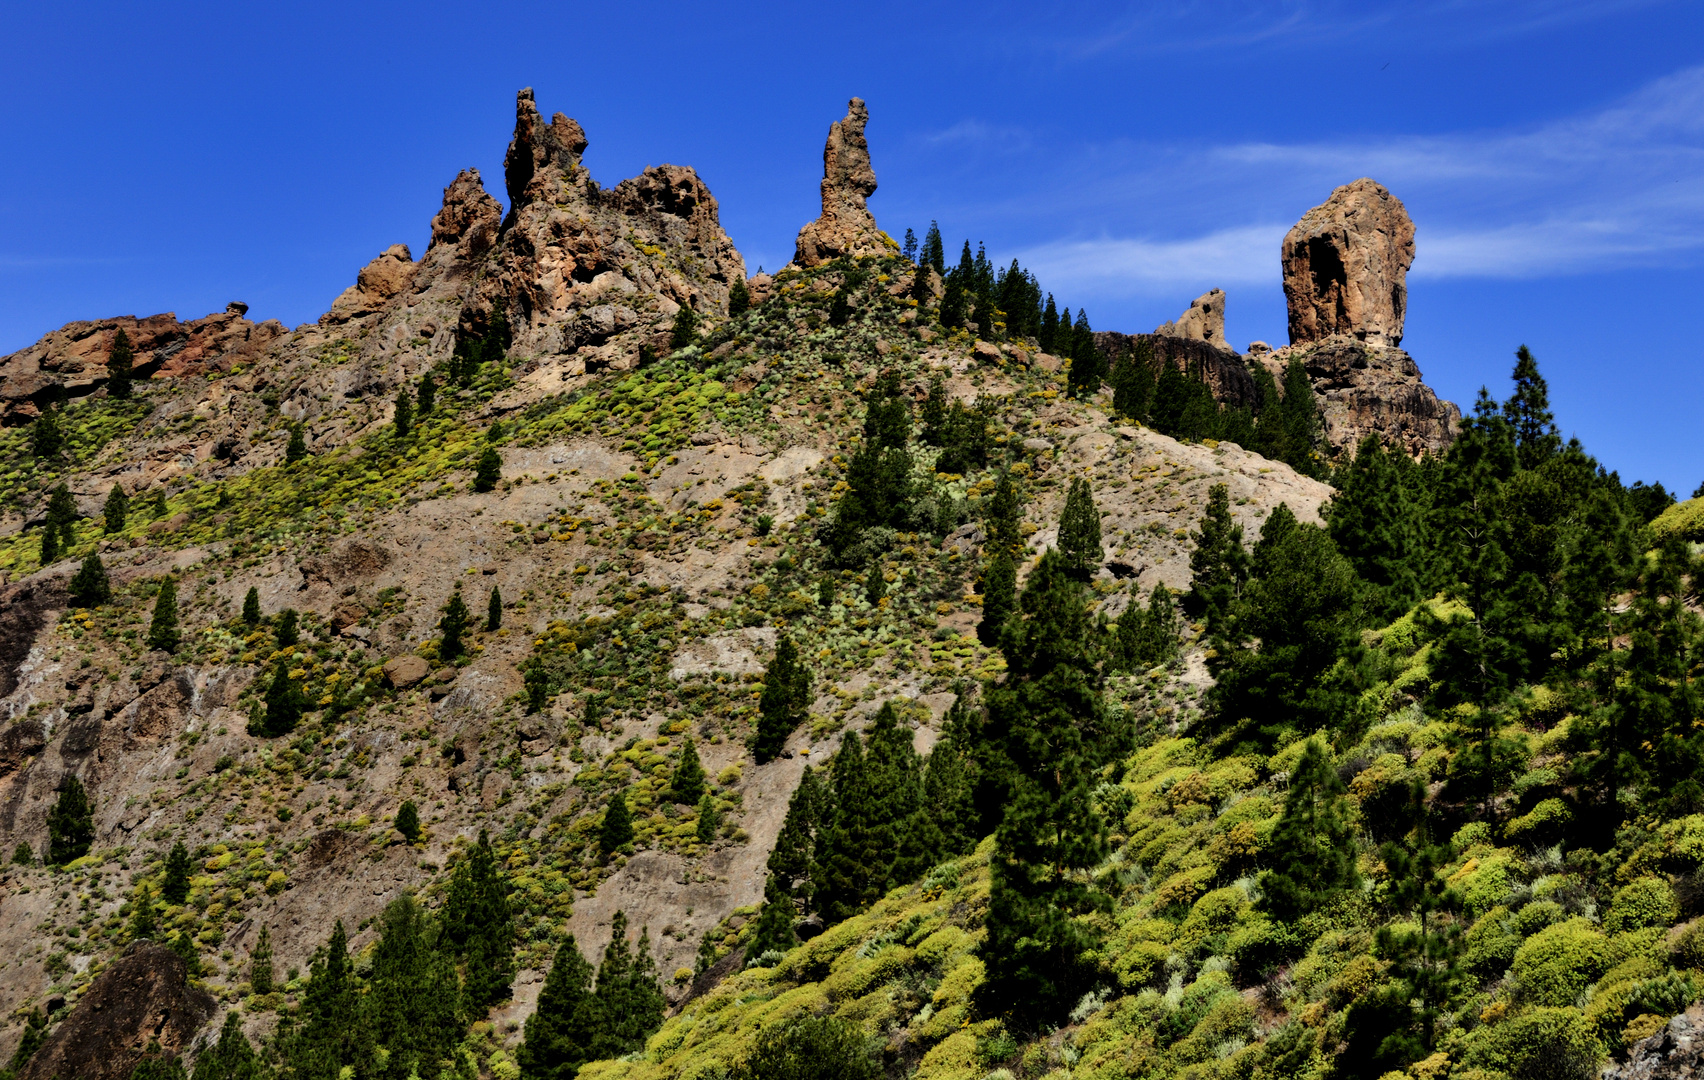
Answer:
17, 943, 214, 1080
1155, 288, 1229, 350
0, 307, 284, 424
1282, 178, 1414, 349
1271, 179, 1457, 456
791, 98, 888, 268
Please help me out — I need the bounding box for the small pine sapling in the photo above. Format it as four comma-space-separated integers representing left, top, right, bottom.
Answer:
285, 424, 307, 463
395, 800, 421, 841
107, 328, 134, 399
147, 580, 180, 653
103, 484, 129, 533
487, 585, 503, 631
242, 587, 261, 626
439, 590, 471, 660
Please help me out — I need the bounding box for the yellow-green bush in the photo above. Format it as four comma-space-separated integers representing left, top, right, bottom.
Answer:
1606, 877, 1679, 935
1512, 917, 1614, 1006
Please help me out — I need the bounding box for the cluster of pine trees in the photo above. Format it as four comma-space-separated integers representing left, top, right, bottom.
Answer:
517, 914, 667, 1080
903, 223, 1100, 376
1103, 339, 1326, 476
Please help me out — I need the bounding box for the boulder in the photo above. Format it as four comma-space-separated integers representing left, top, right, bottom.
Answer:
18, 942, 214, 1080
790, 98, 888, 268
1155, 288, 1229, 350
321, 245, 418, 325
383, 655, 432, 689
1605, 1002, 1704, 1078
1281, 178, 1415, 348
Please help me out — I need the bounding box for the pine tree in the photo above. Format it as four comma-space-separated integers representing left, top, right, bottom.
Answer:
902, 227, 919, 262
1503, 345, 1561, 471
414, 369, 437, 418
367, 894, 460, 1079
670, 304, 698, 351
394, 800, 421, 841
600, 788, 635, 853
588, 913, 666, 1060
472, 443, 504, 493
922, 221, 945, 273
69, 553, 111, 608
986, 470, 1022, 554
1065, 310, 1102, 399
260, 658, 305, 737
286, 920, 371, 1079
190, 1012, 266, 1080
394, 388, 414, 439
250, 924, 275, 995
813, 704, 924, 921
440, 589, 471, 660
767, 767, 825, 893
978, 547, 1016, 647
746, 873, 797, 960
39, 519, 62, 567
1056, 477, 1103, 578
1186, 483, 1248, 634
977, 549, 1116, 1026
729, 277, 752, 317
920, 375, 948, 446
1326, 435, 1432, 622
518, 936, 598, 1080
1111, 583, 1179, 672
162, 841, 193, 903
1110, 338, 1155, 423
443, 828, 516, 1009
669, 738, 707, 805
104, 483, 130, 533
107, 328, 135, 399
151, 489, 169, 518
524, 664, 551, 714
147, 579, 180, 652
275, 607, 300, 647
486, 585, 503, 632
128, 887, 158, 941
45, 482, 77, 557
1149, 356, 1192, 437
242, 587, 261, 626
8, 1008, 49, 1074
31, 408, 64, 460
864, 563, 887, 606
695, 792, 720, 844
1260, 738, 1359, 922
753, 633, 812, 763
1365, 779, 1463, 1065
47, 775, 94, 865
909, 260, 935, 305
918, 730, 979, 856
285, 425, 307, 464
810, 731, 871, 925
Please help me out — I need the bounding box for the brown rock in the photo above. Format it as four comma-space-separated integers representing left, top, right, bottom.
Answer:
972, 340, 1003, 365
1155, 289, 1229, 350
1284, 337, 1460, 456
1282, 178, 1415, 348
428, 168, 502, 258
383, 655, 431, 689
18, 943, 213, 1080
321, 245, 418, 325
790, 98, 888, 268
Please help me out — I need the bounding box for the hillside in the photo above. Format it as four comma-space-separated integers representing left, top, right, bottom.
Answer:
6, 89, 1701, 1080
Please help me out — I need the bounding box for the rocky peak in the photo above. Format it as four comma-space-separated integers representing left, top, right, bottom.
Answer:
1155, 288, 1229, 350
428, 168, 503, 257
320, 244, 417, 325
1282, 177, 1414, 348
791, 97, 888, 268
503, 87, 590, 218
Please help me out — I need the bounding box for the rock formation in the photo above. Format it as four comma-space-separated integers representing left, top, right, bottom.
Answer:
790, 98, 889, 268
1155, 289, 1229, 350
1268, 178, 1458, 456
1605, 1003, 1704, 1079
17, 943, 213, 1080
0, 308, 284, 424
1282, 178, 1414, 349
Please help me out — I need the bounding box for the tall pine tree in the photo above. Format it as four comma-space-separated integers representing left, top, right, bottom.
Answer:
753, 633, 812, 763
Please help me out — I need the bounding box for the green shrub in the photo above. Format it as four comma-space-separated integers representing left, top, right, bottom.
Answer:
1605, 877, 1679, 935
1465, 1006, 1601, 1079
1650, 497, 1704, 542
1513, 917, 1614, 1006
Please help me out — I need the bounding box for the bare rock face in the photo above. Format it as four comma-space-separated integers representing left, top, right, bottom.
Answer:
1282, 178, 1415, 348
1605, 1003, 1704, 1079
0, 310, 285, 424
790, 98, 888, 268
321, 244, 418, 325
1264, 337, 1460, 456
1155, 289, 1228, 350
428, 168, 502, 258
466, 88, 747, 368
18, 942, 214, 1080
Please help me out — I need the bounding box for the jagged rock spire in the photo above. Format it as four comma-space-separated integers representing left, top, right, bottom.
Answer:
791, 97, 888, 268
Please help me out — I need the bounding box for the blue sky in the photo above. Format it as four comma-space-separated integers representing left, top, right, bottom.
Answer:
3, 1, 1701, 490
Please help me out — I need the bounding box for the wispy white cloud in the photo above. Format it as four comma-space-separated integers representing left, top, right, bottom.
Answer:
1010, 63, 1704, 296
